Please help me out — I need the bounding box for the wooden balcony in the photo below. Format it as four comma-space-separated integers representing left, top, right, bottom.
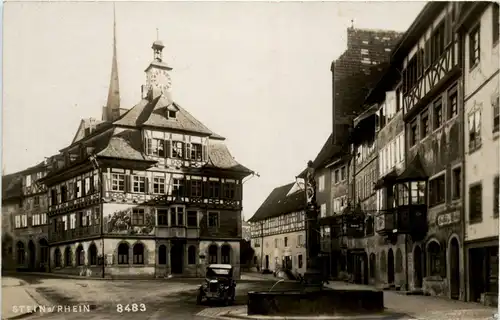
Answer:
403, 40, 460, 120
49, 225, 101, 243
376, 205, 427, 239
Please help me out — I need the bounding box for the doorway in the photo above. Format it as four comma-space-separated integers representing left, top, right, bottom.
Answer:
414, 245, 423, 288
265, 255, 269, 270
28, 241, 36, 270
387, 248, 395, 284
449, 238, 460, 299
39, 239, 49, 271
170, 243, 184, 274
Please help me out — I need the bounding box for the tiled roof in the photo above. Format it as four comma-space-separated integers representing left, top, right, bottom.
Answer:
96, 128, 149, 161
204, 140, 252, 174
113, 95, 213, 135
396, 153, 428, 182
248, 182, 305, 222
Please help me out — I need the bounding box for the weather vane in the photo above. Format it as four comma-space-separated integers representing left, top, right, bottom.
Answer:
351, 19, 354, 29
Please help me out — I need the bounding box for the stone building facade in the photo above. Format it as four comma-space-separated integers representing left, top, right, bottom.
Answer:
249, 182, 307, 275
39, 20, 252, 279
13, 163, 50, 272
457, 2, 499, 305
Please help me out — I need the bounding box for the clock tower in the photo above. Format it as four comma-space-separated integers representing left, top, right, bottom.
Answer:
143, 40, 173, 100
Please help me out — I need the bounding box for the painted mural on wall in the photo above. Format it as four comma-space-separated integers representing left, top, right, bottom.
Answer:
103, 205, 155, 235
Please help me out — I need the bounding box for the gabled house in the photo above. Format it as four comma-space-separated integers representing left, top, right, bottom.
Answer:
249, 181, 306, 275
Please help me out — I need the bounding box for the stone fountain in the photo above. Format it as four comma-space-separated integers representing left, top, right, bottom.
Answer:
246, 161, 385, 318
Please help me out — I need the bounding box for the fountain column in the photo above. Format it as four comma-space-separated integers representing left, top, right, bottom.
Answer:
303, 160, 323, 287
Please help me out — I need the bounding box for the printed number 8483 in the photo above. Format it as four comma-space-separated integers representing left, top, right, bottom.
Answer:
116, 303, 146, 313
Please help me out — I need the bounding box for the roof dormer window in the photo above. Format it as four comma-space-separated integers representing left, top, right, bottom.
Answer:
168, 110, 177, 119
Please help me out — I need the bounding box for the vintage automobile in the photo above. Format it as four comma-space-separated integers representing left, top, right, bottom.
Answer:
196, 264, 236, 305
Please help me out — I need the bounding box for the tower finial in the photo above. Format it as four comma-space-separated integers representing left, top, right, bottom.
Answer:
350, 19, 354, 29
103, 1, 121, 122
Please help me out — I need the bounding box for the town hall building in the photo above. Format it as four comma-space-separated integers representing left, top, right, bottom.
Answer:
40, 15, 253, 279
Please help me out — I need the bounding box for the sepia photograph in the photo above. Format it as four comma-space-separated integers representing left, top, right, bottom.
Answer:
1, 1, 499, 319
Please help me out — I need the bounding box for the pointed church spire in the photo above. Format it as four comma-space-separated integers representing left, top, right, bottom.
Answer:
103, 2, 121, 122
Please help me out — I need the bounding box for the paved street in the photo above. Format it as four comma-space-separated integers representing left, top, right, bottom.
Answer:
3, 274, 497, 320
2, 273, 295, 320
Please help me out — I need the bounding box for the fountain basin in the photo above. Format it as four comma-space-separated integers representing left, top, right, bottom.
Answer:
247, 288, 384, 316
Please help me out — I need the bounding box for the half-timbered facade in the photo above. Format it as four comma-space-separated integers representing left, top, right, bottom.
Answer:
456, 2, 499, 306
249, 182, 306, 275
372, 76, 409, 290
397, 2, 464, 299
41, 38, 252, 279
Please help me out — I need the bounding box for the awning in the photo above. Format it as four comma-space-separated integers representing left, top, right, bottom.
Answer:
396, 153, 428, 182
374, 169, 398, 190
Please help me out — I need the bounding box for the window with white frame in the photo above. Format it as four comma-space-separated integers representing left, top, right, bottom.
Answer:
188, 143, 203, 161
340, 166, 346, 181
41, 214, 47, 225
170, 206, 185, 226
320, 203, 327, 218
153, 177, 166, 194
62, 215, 68, 230
333, 196, 347, 213
318, 175, 325, 191
132, 208, 145, 225
132, 176, 146, 193
76, 180, 82, 198
70, 213, 76, 229
111, 174, 125, 191
15, 215, 21, 228
25, 175, 31, 187
32, 214, 41, 226
468, 108, 482, 151
171, 141, 184, 159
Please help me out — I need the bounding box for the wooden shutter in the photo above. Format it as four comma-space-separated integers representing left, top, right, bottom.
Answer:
221, 182, 226, 199
185, 178, 192, 197
203, 180, 210, 198
186, 143, 192, 160
202, 144, 208, 162
165, 140, 171, 158
424, 40, 431, 69
144, 137, 149, 155
125, 175, 132, 192
236, 183, 242, 200
145, 177, 150, 194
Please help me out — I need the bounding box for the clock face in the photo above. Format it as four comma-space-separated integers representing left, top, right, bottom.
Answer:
150, 69, 171, 91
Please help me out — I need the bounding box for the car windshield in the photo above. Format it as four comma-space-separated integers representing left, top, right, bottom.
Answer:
206, 268, 231, 277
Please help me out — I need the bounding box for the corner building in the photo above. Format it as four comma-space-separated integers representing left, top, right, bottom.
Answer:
42, 39, 252, 279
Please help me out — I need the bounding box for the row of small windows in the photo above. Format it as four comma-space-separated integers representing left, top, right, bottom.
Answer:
409, 85, 459, 147
109, 174, 240, 200
144, 138, 206, 161
14, 213, 48, 229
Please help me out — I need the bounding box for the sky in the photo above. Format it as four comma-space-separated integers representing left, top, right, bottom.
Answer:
2, 1, 426, 220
